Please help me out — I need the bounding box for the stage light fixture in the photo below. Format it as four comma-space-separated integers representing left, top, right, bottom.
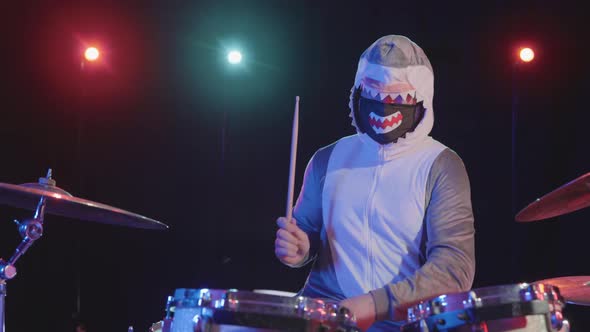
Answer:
84, 47, 100, 62
227, 50, 242, 64
519, 47, 534, 63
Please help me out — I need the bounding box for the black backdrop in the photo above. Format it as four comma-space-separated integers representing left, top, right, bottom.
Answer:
1, 0, 589, 330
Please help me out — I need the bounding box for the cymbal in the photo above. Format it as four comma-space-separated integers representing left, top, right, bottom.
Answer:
535, 276, 590, 306
515, 172, 590, 222
0, 181, 168, 230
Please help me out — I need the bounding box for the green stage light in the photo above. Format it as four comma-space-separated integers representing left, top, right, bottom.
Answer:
227, 50, 242, 64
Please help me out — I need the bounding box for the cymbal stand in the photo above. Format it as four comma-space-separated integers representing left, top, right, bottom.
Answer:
0, 281, 5, 332
0, 176, 49, 332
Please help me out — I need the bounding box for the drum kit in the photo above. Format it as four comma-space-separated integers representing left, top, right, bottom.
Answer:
0, 168, 589, 331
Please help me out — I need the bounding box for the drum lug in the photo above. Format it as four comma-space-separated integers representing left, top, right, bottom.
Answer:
419, 319, 429, 332
199, 290, 212, 307
559, 319, 570, 332
465, 291, 482, 309
224, 290, 239, 310
338, 306, 352, 321
551, 309, 564, 331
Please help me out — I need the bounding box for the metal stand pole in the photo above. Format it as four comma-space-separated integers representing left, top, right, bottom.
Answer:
0, 262, 16, 332
511, 63, 521, 282
0, 281, 5, 332
0, 170, 52, 332
512, 63, 519, 216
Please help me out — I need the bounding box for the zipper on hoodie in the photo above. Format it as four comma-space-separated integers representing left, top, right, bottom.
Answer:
364, 145, 384, 290
373, 146, 385, 289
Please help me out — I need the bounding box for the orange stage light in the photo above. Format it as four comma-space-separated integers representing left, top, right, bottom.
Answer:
84, 47, 100, 62
519, 47, 535, 63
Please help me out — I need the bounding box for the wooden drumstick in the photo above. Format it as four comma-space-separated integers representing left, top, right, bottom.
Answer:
286, 96, 300, 222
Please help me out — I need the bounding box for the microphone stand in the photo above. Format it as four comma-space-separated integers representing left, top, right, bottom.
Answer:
0, 170, 52, 332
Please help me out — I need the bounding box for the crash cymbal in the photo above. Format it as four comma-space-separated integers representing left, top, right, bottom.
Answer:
536, 276, 590, 306
0, 177, 168, 230
515, 172, 590, 222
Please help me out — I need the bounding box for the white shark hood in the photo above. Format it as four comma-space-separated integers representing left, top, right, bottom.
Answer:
349, 35, 435, 151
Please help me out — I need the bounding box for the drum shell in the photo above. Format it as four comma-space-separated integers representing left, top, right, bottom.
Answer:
402, 283, 567, 332
402, 313, 564, 332
164, 288, 358, 332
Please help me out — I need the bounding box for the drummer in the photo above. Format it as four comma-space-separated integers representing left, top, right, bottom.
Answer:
274, 34, 476, 331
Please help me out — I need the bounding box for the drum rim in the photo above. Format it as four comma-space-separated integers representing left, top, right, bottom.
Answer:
172, 288, 324, 307
168, 288, 355, 324
406, 282, 564, 322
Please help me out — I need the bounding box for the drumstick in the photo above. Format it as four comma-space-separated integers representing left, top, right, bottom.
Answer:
286, 96, 300, 222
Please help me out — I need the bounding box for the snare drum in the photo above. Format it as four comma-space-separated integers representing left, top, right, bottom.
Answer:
401, 283, 569, 332
160, 288, 359, 332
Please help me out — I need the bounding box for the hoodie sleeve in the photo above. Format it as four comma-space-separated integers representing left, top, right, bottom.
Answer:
370, 148, 476, 320
290, 144, 335, 267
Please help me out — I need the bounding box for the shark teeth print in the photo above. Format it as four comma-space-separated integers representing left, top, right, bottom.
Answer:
361, 86, 417, 105
368, 111, 403, 134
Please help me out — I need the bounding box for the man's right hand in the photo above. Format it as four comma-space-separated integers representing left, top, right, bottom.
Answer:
275, 217, 310, 267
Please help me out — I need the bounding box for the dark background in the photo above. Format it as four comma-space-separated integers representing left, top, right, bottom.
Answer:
1, 0, 589, 330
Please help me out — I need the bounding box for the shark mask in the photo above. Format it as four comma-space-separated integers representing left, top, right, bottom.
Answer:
352, 87, 425, 145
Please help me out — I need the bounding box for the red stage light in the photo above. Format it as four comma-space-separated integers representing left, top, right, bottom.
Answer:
84, 47, 100, 62
519, 47, 535, 63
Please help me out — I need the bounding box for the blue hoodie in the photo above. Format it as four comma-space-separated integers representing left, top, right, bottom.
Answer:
291, 35, 475, 328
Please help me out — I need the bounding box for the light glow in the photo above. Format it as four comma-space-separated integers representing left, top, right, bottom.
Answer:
519, 47, 535, 63
84, 47, 100, 62
227, 50, 242, 64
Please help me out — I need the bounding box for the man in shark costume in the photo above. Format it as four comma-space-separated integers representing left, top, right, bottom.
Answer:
275, 35, 475, 331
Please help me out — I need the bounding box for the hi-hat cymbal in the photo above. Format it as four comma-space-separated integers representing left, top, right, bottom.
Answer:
516, 172, 590, 222
535, 276, 590, 306
0, 180, 168, 230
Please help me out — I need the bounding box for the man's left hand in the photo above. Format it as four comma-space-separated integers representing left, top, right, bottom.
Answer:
340, 293, 376, 331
